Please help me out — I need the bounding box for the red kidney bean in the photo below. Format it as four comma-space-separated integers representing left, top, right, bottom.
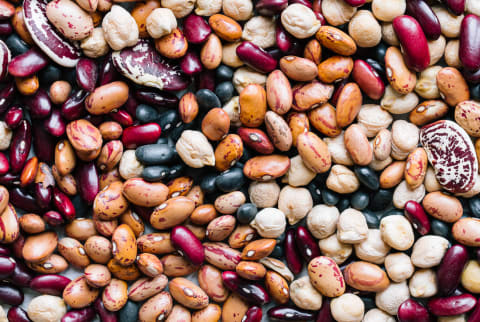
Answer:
32, 121, 54, 163
392, 15, 430, 72
180, 50, 203, 76
268, 306, 315, 321
0, 282, 23, 306
276, 22, 293, 53
463, 67, 480, 84
0, 256, 15, 279
5, 106, 23, 129
352, 59, 385, 100
171, 225, 205, 266
84, 114, 104, 127
9, 262, 33, 288
437, 244, 468, 296
428, 294, 477, 316
0, 82, 16, 114
53, 187, 76, 221
404, 200, 430, 235
75, 162, 99, 205
255, 0, 288, 16
23, 88, 52, 119
30, 274, 71, 296
94, 298, 118, 322
295, 226, 320, 262
312, 0, 321, 12
237, 127, 274, 155
44, 109, 66, 137
0, 173, 19, 187
183, 13, 211, 44
109, 109, 133, 127
442, 0, 465, 15
7, 47, 48, 77
76, 58, 98, 92
135, 89, 178, 109
9, 120, 31, 173
460, 14, 480, 71
122, 123, 162, 149
406, 0, 441, 40
99, 54, 120, 86
236, 42, 277, 74
43, 210, 64, 226
61, 89, 88, 120
0, 21, 12, 36
62, 307, 96, 322
0, 246, 10, 257
289, 0, 312, 8
243, 306, 262, 322
398, 299, 431, 322
343, 0, 365, 6
196, 69, 216, 91
285, 229, 302, 275
316, 298, 333, 322
10, 187, 41, 213
222, 271, 270, 306
469, 300, 480, 322
7, 306, 30, 322
122, 92, 138, 118
0, 152, 9, 176
11, 234, 24, 260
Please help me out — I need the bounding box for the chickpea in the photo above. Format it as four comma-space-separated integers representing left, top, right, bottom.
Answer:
357, 104, 393, 138
384, 253, 414, 282
195, 0, 222, 16
375, 282, 410, 315
433, 6, 464, 38
282, 155, 316, 187
248, 180, 280, 208
415, 66, 442, 99
242, 16, 276, 48
381, 86, 419, 115
102, 5, 139, 51
321, 0, 357, 26
289, 276, 323, 310
161, 0, 195, 18
176, 130, 215, 168
281, 4, 321, 39
306, 205, 339, 239
354, 229, 391, 264
466, 0, 480, 15
370, 155, 393, 171
278, 185, 313, 225
381, 23, 399, 46
222, 0, 253, 21
250, 208, 286, 238
363, 309, 395, 322
336, 208, 368, 244
222, 42, 244, 68
380, 215, 414, 250
222, 96, 242, 127
118, 150, 144, 180
146, 8, 177, 39
409, 269, 438, 298
372, 0, 406, 22
445, 39, 462, 68
424, 167, 442, 192
232, 67, 267, 93
326, 165, 360, 194
331, 293, 364, 322
324, 132, 354, 166
27, 295, 67, 322
410, 235, 449, 268
348, 10, 381, 48
80, 27, 109, 58
318, 234, 352, 264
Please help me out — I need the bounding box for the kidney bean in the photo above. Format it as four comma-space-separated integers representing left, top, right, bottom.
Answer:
32, 121, 54, 164
404, 200, 431, 235
0, 153, 9, 176
238, 127, 274, 155
343, 0, 365, 5
0, 257, 15, 279
53, 187, 76, 221
276, 22, 293, 53
76, 58, 98, 92
135, 89, 178, 109
0, 82, 15, 114
61, 308, 95, 322
122, 123, 161, 149
98, 54, 119, 86
255, 0, 288, 16
7, 306, 29, 322
236, 42, 277, 74
94, 298, 118, 322
428, 294, 477, 316
75, 162, 99, 204
469, 300, 480, 322
171, 226, 204, 266
393, 15, 430, 72
43, 109, 66, 137
398, 299, 431, 322
222, 271, 270, 305
183, 13, 211, 44
109, 110, 133, 127
442, 0, 465, 15
295, 226, 320, 262
268, 306, 316, 321
316, 298, 333, 322
243, 306, 262, 322
61, 89, 88, 120
11, 234, 24, 260
0, 21, 12, 35
5, 106, 23, 129
43, 210, 64, 227
180, 50, 203, 76
9, 120, 31, 173
9, 262, 32, 288
196, 70, 216, 92
0, 282, 23, 306
0, 246, 9, 258
406, 0, 441, 40
0, 173, 19, 187
10, 187, 40, 213
23, 88, 52, 119
7, 47, 47, 77
437, 244, 468, 296
30, 274, 71, 296
352, 59, 385, 100
460, 14, 480, 72
284, 229, 302, 275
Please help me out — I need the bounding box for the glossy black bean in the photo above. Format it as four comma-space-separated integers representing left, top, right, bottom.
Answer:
168, 119, 196, 142
200, 173, 218, 194
215, 81, 235, 104
9, 262, 33, 288
321, 188, 339, 206
337, 198, 350, 212
0, 282, 23, 306
119, 301, 138, 322
431, 219, 450, 238
157, 110, 180, 134
135, 144, 175, 165
215, 167, 246, 192
373, 43, 388, 66
354, 166, 380, 190
216, 65, 234, 81
471, 84, 480, 101
268, 306, 315, 321
141, 166, 169, 181
369, 189, 393, 211
7, 306, 29, 322
362, 297, 377, 311
236, 203, 258, 224
39, 64, 63, 86
378, 208, 403, 220
270, 245, 284, 259
195, 89, 221, 110
306, 183, 322, 204
363, 209, 380, 228
61, 67, 77, 85
5, 34, 29, 57
135, 104, 159, 123
10, 187, 41, 213
166, 164, 185, 180
469, 197, 480, 218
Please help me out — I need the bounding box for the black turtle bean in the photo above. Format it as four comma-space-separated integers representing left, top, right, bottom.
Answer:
136, 104, 159, 123
215, 81, 235, 104
196, 89, 221, 110
135, 144, 176, 165
215, 167, 246, 192
354, 166, 380, 190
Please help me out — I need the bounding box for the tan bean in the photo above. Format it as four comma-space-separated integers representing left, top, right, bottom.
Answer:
209, 14, 242, 41
0, 204, 19, 244
236, 261, 266, 280
206, 215, 236, 241
203, 242, 241, 270
58, 237, 90, 268
185, 185, 204, 207
26, 254, 68, 274
288, 112, 310, 147
150, 196, 195, 230
436, 67, 470, 106
65, 218, 97, 241
279, 56, 318, 81
120, 210, 144, 238
198, 264, 229, 303
136, 253, 163, 277
49, 81, 71, 105
102, 278, 128, 312
167, 176, 193, 198
22, 231, 58, 263
128, 274, 168, 302
316, 26, 356, 56
265, 111, 292, 152
214, 134, 244, 172
308, 103, 341, 138
308, 256, 346, 297
409, 100, 449, 126
453, 218, 480, 246
179, 92, 199, 124
138, 292, 172, 322
93, 181, 129, 220
291, 81, 334, 112
99, 121, 123, 140
107, 259, 141, 281
111, 224, 136, 266
96, 140, 123, 171
85, 81, 129, 115
19, 213, 45, 234
385, 46, 416, 94
344, 261, 390, 292
317, 56, 353, 83
200, 34, 222, 69
265, 271, 289, 304
336, 83, 363, 128
344, 124, 373, 166
297, 132, 331, 173
190, 204, 218, 226
137, 233, 175, 255
241, 239, 276, 260
63, 276, 100, 309
192, 304, 221, 322
239, 84, 267, 127
422, 191, 463, 223
122, 178, 168, 207
161, 254, 198, 277
169, 278, 209, 309
84, 264, 111, 287
243, 155, 291, 181
228, 225, 256, 249
155, 28, 188, 59
166, 305, 191, 322
55, 140, 76, 176
221, 293, 248, 322
266, 70, 292, 115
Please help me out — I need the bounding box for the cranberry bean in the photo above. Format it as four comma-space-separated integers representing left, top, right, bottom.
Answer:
406, 0, 441, 40
0, 282, 23, 306
222, 271, 270, 305
7, 306, 29, 322
183, 13, 211, 44
109, 110, 133, 128
76, 58, 98, 92
171, 226, 204, 266
53, 187, 76, 221
268, 306, 316, 321
437, 244, 468, 296
122, 123, 161, 149
428, 294, 477, 316
9, 120, 31, 173
285, 229, 302, 275
352, 59, 385, 100
398, 299, 431, 322
236, 42, 277, 74
295, 226, 320, 262
7, 48, 47, 77
0, 256, 15, 279
404, 200, 430, 235
393, 15, 430, 72
61, 307, 96, 322
0, 153, 8, 176
460, 14, 480, 71
344, 0, 365, 6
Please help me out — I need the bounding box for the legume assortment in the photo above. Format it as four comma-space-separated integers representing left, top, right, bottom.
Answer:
0, 0, 479, 320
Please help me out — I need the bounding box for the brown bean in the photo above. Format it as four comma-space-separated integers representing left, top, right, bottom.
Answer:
265, 271, 289, 304
222, 293, 249, 322
241, 239, 276, 260
288, 112, 310, 147
120, 210, 144, 238
138, 291, 172, 322
422, 191, 463, 223
128, 274, 168, 302
279, 56, 318, 81
206, 215, 236, 241
93, 181, 129, 220
19, 213, 45, 234
266, 70, 292, 115
243, 155, 291, 181
22, 231, 58, 263
308, 256, 345, 297
380, 161, 406, 189
179, 92, 199, 124
58, 237, 90, 268
84, 264, 111, 287
385, 46, 417, 94
122, 178, 168, 207
107, 259, 141, 281
373, 129, 392, 161
209, 14, 242, 42
436, 67, 470, 106
15, 75, 39, 96
228, 225, 256, 249
136, 253, 164, 277
409, 100, 449, 126
150, 196, 195, 230
214, 134, 244, 172
297, 132, 331, 173
317, 56, 353, 83
405, 148, 428, 189
304, 39, 322, 64
0, 204, 19, 244
52, 166, 78, 196
169, 278, 209, 309
200, 34, 222, 70
201, 108, 230, 141
167, 176, 193, 198
190, 204, 218, 225
316, 26, 357, 56
96, 140, 123, 171
155, 28, 188, 59
161, 254, 198, 277
49, 80, 71, 105
85, 236, 112, 264
65, 218, 97, 241
55, 140, 76, 176
102, 278, 128, 311
236, 261, 266, 280
198, 264, 229, 303
166, 305, 191, 322
344, 261, 390, 292
239, 84, 267, 127
112, 224, 137, 266
336, 83, 363, 128
85, 81, 129, 115
26, 254, 68, 274
63, 276, 100, 309
137, 233, 175, 255
308, 103, 341, 138
292, 80, 334, 112
93, 216, 117, 239
99, 121, 123, 140
344, 124, 373, 166
11, 6, 34, 45
185, 185, 204, 207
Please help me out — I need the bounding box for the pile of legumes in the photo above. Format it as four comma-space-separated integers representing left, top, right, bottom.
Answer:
0, 0, 480, 320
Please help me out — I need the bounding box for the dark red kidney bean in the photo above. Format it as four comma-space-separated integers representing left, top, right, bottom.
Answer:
404, 200, 430, 235
180, 50, 203, 76
196, 69, 216, 91
437, 244, 468, 296
243, 306, 262, 322
171, 225, 204, 266
109, 109, 133, 127
469, 300, 480, 322
316, 298, 333, 322
285, 229, 302, 275
352, 59, 385, 100
75, 162, 99, 205
0, 152, 9, 176
398, 299, 431, 322
183, 13, 211, 44
295, 226, 320, 262
5, 106, 23, 129
84, 114, 104, 127
11, 234, 24, 260
94, 298, 118, 322
10, 187, 41, 213
237, 127, 274, 155
428, 294, 477, 316
0, 82, 16, 114
7, 47, 48, 77
0, 21, 12, 36
312, 0, 321, 13
222, 271, 270, 306
0, 246, 10, 257
32, 121, 54, 163
76, 58, 98, 92
7, 306, 30, 322
123, 92, 138, 117
135, 89, 178, 109
0, 282, 23, 306
343, 0, 365, 6
392, 15, 430, 72
61, 307, 96, 322
44, 109, 66, 137
122, 123, 162, 149
30, 274, 71, 296
463, 67, 480, 84
0, 257, 15, 279
460, 14, 480, 71
35, 183, 53, 210
442, 0, 465, 15
330, 79, 348, 107
98, 54, 119, 86
53, 187, 76, 221
256, 0, 288, 16
276, 22, 293, 53
43, 210, 64, 227
236, 41, 277, 74
288, 0, 312, 8
9, 262, 33, 288
61, 89, 88, 120
406, 0, 441, 40
10, 120, 31, 173
23, 88, 52, 119
267, 306, 315, 321
0, 173, 19, 186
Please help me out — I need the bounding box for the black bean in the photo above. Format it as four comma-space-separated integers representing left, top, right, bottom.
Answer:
369, 189, 393, 211
431, 219, 450, 238
351, 190, 370, 210
136, 104, 159, 123
469, 197, 480, 218
39, 65, 63, 86
237, 203, 258, 224
215, 81, 235, 104
156, 110, 180, 134
270, 245, 284, 259
373, 42, 388, 65
169, 120, 197, 142
362, 297, 377, 311
471, 84, 480, 101
337, 198, 350, 212
354, 166, 380, 190
306, 183, 322, 204
321, 188, 339, 206
141, 165, 170, 182
5, 34, 29, 57
166, 164, 185, 180
215, 167, 246, 192
196, 89, 221, 110
119, 301, 139, 322
216, 65, 234, 81
200, 173, 218, 194
135, 144, 175, 165
363, 209, 380, 229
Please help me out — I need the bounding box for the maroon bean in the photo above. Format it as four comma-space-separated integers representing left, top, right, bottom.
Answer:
76, 58, 98, 92
243, 306, 262, 322
404, 200, 430, 235
171, 225, 205, 266
428, 294, 477, 316
236, 41, 277, 74
98, 54, 120, 86
196, 69, 216, 91
398, 299, 431, 322
295, 226, 320, 262
10, 187, 40, 213
83, 114, 104, 127
316, 298, 333, 322
135, 89, 178, 109
122, 123, 162, 149
222, 271, 270, 305
406, 0, 441, 40
9, 262, 33, 288
276, 22, 293, 53
9, 120, 31, 173
23, 88, 52, 119
255, 0, 288, 16
330, 79, 348, 107
180, 50, 203, 76
35, 183, 51, 210
343, 0, 365, 6
268, 306, 315, 321
285, 229, 302, 275
30, 274, 71, 296
0, 173, 19, 187
61, 307, 96, 322
43, 210, 64, 226
61, 89, 88, 120
437, 244, 468, 296
123, 92, 138, 117
94, 298, 118, 322
7, 47, 48, 77
0, 21, 12, 36
53, 187, 76, 221
392, 15, 430, 72
289, 0, 312, 8
43, 109, 66, 137
11, 234, 24, 260
237, 127, 274, 155
32, 121, 54, 163
0, 152, 9, 176
0, 245, 10, 257
0, 82, 16, 114
109, 109, 133, 127
352, 59, 385, 100
442, 0, 465, 15
460, 14, 480, 71
463, 67, 480, 84
5, 106, 23, 129
75, 162, 99, 205
0, 282, 23, 306
183, 13, 211, 44
0, 256, 15, 279
469, 300, 480, 322
7, 306, 30, 322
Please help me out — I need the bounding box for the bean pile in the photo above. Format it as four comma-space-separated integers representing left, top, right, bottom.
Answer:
0, 0, 479, 320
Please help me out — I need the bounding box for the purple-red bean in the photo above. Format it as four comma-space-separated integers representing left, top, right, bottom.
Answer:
109, 109, 133, 127
295, 226, 320, 262
5, 106, 23, 129
61, 89, 88, 120
276, 22, 293, 53
180, 50, 203, 76
437, 244, 469, 296
222, 271, 270, 306
243, 306, 262, 322
343, 0, 365, 6
9, 120, 31, 173
7, 306, 30, 322
44, 109, 66, 137
61, 307, 96, 322
43, 210, 64, 227
316, 298, 333, 322
428, 294, 477, 316
10, 187, 40, 213
285, 229, 302, 275
0, 256, 15, 279
352, 59, 385, 100
398, 299, 431, 322
469, 300, 480, 322
171, 225, 205, 266
76, 58, 98, 92
404, 200, 430, 235
98, 54, 119, 86
32, 121, 54, 163
23, 88, 52, 119
122, 123, 162, 149
236, 41, 277, 74
30, 274, 71, 296
406, 0, 442, 40
94, 298, 118, 322
196, 69, 216, 91
52, 187, 76, 221
9, 262, 33, 288
7, 47, 48, 77
255, 0, 288, 16
135, 89, 178, 109
0, 82, 16, 114
0, 282, 23, 306
442, 0, 465, 15
460, 14, 480, 71
183, 14, 211, 44
75, 162, 99, 205
268, 306, 316, 321
0, 152, 9, 176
